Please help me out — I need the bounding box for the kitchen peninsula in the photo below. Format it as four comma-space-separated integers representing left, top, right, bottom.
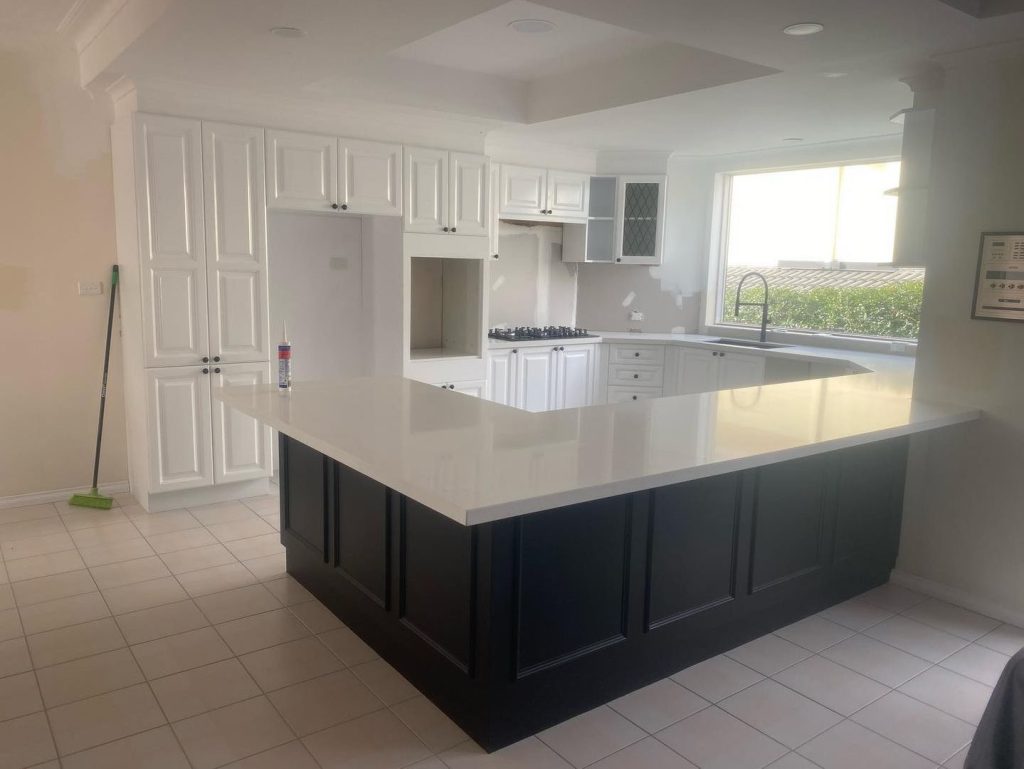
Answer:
217, 363, 976, 751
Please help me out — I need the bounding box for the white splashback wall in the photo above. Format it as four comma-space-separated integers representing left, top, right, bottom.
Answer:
268, 212, 366, 382
488, 222, 578, 328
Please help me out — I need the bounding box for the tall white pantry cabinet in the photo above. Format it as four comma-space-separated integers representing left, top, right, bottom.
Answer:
113, 113, 273, 511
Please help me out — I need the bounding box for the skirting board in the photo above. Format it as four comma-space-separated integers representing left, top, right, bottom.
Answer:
0, 481, 131, 509
890, 569, 1024, 629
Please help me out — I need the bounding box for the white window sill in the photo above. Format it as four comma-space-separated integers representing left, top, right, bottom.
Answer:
702, 324, 917, 356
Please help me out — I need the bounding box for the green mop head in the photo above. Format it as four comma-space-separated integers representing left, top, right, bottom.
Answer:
68, 487, 113, 510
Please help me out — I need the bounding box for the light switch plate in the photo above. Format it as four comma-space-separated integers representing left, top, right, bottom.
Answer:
78, 281, 103, 296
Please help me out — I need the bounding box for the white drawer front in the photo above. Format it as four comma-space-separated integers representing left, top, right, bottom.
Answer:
608, 364, 664, 388
609, 344, 665, 366
607, 386, 662, 403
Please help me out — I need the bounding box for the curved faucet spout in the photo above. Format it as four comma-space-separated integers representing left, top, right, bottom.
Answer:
734, 272, 770, 343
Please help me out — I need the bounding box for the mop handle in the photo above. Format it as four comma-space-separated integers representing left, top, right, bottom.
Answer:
91, 265, 119, 490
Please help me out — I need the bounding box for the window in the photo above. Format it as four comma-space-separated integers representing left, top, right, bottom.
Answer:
715, 160, 924, 340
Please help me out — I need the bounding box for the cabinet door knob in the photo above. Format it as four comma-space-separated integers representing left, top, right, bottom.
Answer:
721, 352, 726, 357
331, 203, 339, 210
202, 357, 209, 363
616, 257, 622, 263
442, 226, 450, 232
559, 346, 564, 351
201, 368, 209, 374
214, 367, 221, 374
340, 203, 348, 210
634, 352, 640, 357
450, 227, 457, 233
213, 356, 221, 363
512, 349, 518, 354
632, 395, 637, 400
492, 253, 499, 259
448, 384, 455, 389
633, 374, 639, 379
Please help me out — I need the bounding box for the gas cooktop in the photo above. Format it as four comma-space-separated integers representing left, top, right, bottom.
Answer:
488, 326, 597, 342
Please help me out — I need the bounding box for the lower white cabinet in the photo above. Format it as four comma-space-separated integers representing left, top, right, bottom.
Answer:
434, 380, 485, 397
147, 363, 272, 492
486, 344, 596, 411
672, 347, 765, 395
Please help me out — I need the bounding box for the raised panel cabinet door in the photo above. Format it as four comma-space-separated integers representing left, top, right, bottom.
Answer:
546, 170, 589, 221
717, 352, 766, 390
556, 344, 595, 409
674, 348, 719, 395
486, 349, 516, 405
135, 114, 209, 367
212, 363, 272, 484
340, 138, 402, 216
404, 146, 448, 233
452, 380, 486, 398
202, 122, 269, 364
516, 348, 556, 412
145, 366, 214, 491
265, 129, 337, 211
499, 164, 546, 217
616, 175, 666, 265
449, 152, 489, 236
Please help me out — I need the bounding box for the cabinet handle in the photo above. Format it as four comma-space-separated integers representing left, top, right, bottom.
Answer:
442, 226, 450, 232
450, 227, 457, 233
201, 368, 209, 375
202, 357, 209, 363
492, 253, 499, 259
721, 352, 726, 358
448, 384, 455, 389
634, 352, 640, 358
213, 356, 221, 363
331, 203, 339, 210
616, 257, 622, 263
633, 374, 639, 379
632, 395, 638, 400
559, 346, 564, 351
340, 203, 348, 211
214, 367, 221, 374
512, 349, 518, 354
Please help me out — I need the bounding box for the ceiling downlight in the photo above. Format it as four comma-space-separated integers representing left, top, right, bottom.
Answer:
508, 18, 556, 35
270, 26, 306, 39
783, 22, 824, 36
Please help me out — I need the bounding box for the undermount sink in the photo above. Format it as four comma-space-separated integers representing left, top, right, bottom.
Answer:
707, 338, 792, 350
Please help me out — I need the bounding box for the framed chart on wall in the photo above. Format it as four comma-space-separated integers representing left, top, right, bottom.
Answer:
971, 232, 1024, 322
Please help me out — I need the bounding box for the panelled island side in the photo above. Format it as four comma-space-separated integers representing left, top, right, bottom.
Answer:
216, 363, 976, 751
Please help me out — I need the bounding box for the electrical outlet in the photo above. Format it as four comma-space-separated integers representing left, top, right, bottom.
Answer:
629, 309, 645, 322
78, 281, 103, 296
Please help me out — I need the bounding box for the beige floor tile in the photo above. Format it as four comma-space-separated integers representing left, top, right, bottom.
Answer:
240, 636, 343, 691
538, 705, 646, 768
172, 696, 295, 769
19, 592, 110, 634
772, 655, 889, 717
241, 496, 280, 516
977, 623, 1024, 656
146, 528, 218, 554
0, 670, 43, 721
797, 719, 937, 769
150, 658, 261, 722
36, 648, 144, 707
5, 550, 86, 582
899, 665, 994, 725
589, 736, 699, 769
863, 616, 969, 664
26, 617, 125, 667
131, 626, 233, 679
902, 599, 1000, 642
0, 584, 11, 611
0, 637, 33, 677
177, 563, 256, 598
439, 736, 573, 769
940, 643, 1011, 686
725, 635, 811, 677
859, 583, 929, 613
609, 679, 710, 733
207, 516, 275, 543
60, 725, 190, 769
243, 553, 287, 581
0, 607, 23, 641
48, 682, 166, 756
12, 569, 96, 606
115, 599, 209, 645
1, 531, 75, 561
0, 562, 7, 585
656, 707, 788, 769
221, 741, 319, 769
188, 501, 255, 527
819, 597, 894, 632
159, 543, 236, 575
0, 517, 67, 544
850, 690, 975, 764
302, 708, 430, 769
320, 625, 379, 665
194, 584, 280, 624
261, 514, 281, 532
0, 503, 59, 525
821, 634, 932, 687
0, 711, 57, 768
269, 670, 383, 737
127, 510, 201, 537
102, 576, 189, 615
225, 534, 283, 561
392, 695, 470, 753
671, 654, 765, 703
60, 509, 129, 531
719, 679, 843, 750
773, 616, 855, 653
79, 538, 155, 568
289, 600, 343, 633
69, 527, 141, 556
351, 659, 420, 705
216, 608, 309, 655
263, 575, 315, 605
90, 556, 171, 590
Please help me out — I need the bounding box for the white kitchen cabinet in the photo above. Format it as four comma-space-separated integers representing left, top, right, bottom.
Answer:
499, 164, 547, 217
212, 363, 273, 484
498, 165, 589, 222
449, 152, 490, 236
672, 347, 765, 395
146, 366, 214, 491
265, 129, 337, 212
136, 115, 210, 368
555, 344, 595, 408
516, 348, 557, 412
339, 138, 402, 216
202, 122, 269, 364
546, 171, 589, 220
615, 175, 667, 265
452, 380, 486, 397
486, 348, 517, 406
718, 352, 767, 390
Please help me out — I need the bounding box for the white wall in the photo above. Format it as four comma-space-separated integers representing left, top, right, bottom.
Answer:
897, 48, 1024, 621
489, 223, 578, 328
268, 212, 366, 382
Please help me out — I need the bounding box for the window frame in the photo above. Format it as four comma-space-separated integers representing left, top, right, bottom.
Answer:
703, 155, 916, 349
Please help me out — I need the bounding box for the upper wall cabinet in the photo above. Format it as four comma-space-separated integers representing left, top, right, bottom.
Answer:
404, 146, 489, 237
202, 122, 270, 364
498, 165, 589, 223
266, 130, 403, 216
615, 175, 667, 265
135, 115, 210, 367
340, 138, 402, 216
265, 130, 337, 212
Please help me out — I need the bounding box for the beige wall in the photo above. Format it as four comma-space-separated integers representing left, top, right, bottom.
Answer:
489, 222, 578, 328
897, 50, 1024, 620
0, 43, 127, 499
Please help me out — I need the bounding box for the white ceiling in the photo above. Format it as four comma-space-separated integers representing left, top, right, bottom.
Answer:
28, 0, 1024, 155
0, 0, 79, 45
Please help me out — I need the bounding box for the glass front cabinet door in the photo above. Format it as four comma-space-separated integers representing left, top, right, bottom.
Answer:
615, 175, 667, 265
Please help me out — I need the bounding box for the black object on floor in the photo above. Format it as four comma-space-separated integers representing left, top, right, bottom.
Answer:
965, 648, 1024, 769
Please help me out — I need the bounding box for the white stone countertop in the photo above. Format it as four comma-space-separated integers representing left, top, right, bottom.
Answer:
217, 335, 976, 526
